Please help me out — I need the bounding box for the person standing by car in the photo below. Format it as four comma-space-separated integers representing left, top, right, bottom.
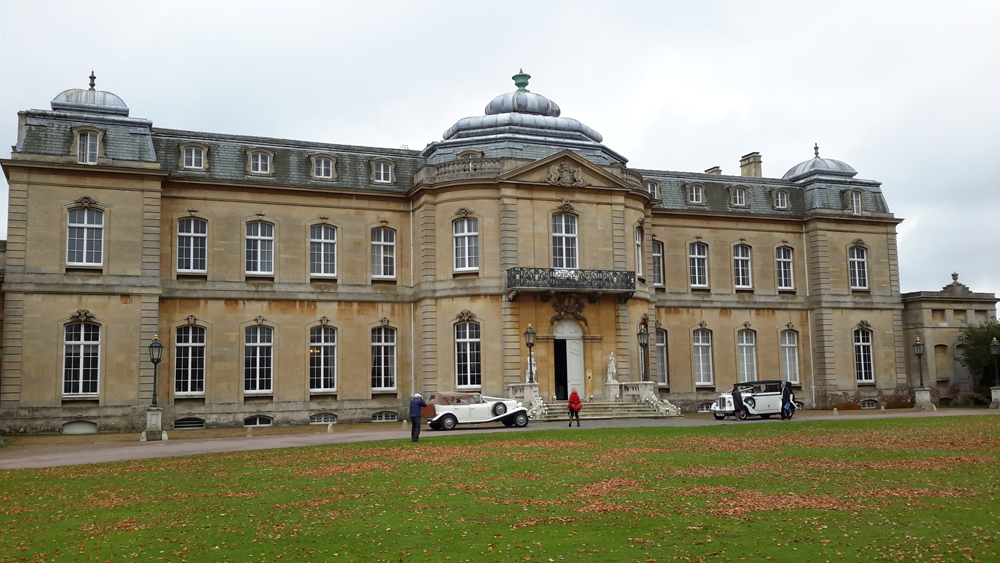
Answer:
731, 383, 744, 421
780, 381, 794, 420
568, 387, 582, 427
409, 393, 427, 442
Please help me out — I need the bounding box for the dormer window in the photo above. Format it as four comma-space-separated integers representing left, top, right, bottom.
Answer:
310, 154, 337, 180
687, 184, 703, 204
646, 181, 660, 199
851, 191, 863, 215
731, 187, 747, 207
72, 127, 104, 165
246, 149, 275, 175
179, 144, 209, 170
773, 189, 788, 210
373, 161, 393, 184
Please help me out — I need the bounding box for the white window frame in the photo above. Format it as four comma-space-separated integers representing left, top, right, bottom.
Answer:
455, 321, 482, 388
245, 221, 274, 275
776, 246, 794, 290
310, 224, 337, 278
371, 227, 396, 279
655, 328, 668, 386
67, 208, 104, 267
552, 213, 578, 270
687, 185, 703, 204
453, 218, 479, 272
646, 181, 660, 199
183, 146, 204, 169
851, 191, 863, 215
781, 330, 799, 384
371, 326, 397, 390
250, 151, 270, 174
854, 329, 874, 383
689, 242, 708, 288
177, 218, 208, 273
732, 188, 746, 207
314, 157, 333, 179
693, 328, 713, 386
849, 246, 868, 289
374, 162, 392, 183
652, 240, 664, 287
635, 227, 644, 277
63, 322, 100, 396
737, 329, 757, 382
774, 190, 788, 210
244, 326, 273, 394
175, 325, 206, 395
77, 131, 99, 164
733, 245, 752, 289
309, 326, 337, 392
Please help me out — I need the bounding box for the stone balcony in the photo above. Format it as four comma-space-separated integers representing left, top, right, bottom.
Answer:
505, 266, 635, 302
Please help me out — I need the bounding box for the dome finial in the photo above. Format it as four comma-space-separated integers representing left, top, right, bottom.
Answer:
89, 71, 96, 91
512, 69, 531, 93
814, 143, 819, 158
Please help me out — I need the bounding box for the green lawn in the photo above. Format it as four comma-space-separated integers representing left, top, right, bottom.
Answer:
2, 416, 999, 563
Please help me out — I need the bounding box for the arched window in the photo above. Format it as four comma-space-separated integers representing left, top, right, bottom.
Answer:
455, 322, 482, 388
634, 227, 644, 277
655, 329, 668, 386
310, 224, 337, 277
851, 191, 863, 215
245, 221, 274, 275
776, 247, 794, 290
693, 328, 713, 385
371, 227, 396, 279
552, 214, 578, 269
175, 325, 206, 395
67, 208, 104, 266
737, 329, 756, 382
63, 322, 100, 395
177, 218, 208, 273
371, 326, 396, 390
309, 326, 337, 392
780, 330, 799, 384
244, 326, 273, 393
689, 243, 708, 288
453, 218, 479, 271
849, 246, 868, 289
733, 245, 752, 289
854, 329, 874, 382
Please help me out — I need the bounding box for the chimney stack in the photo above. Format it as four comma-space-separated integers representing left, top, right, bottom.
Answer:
704, 166, 722, 175
739, 152, 762, 177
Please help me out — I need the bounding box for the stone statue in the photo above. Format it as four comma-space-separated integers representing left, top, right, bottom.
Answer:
525, 356, 537, 382
606, 352, 618, 383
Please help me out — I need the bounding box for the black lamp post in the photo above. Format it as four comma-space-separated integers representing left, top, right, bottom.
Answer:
912, 336, 925, 388
524, 324, 536, 384
990, 337, 1000, 387
637, 325, 649, 382
148, 335, 163, 407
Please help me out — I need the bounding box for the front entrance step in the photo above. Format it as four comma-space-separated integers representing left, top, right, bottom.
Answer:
535, 400, 667, 422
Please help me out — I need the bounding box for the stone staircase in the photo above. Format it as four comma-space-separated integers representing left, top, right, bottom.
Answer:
534, 400, 668, 422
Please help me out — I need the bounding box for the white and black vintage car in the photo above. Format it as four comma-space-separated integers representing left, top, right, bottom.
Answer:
422, 392, 529, 430
710, 380, 799, 420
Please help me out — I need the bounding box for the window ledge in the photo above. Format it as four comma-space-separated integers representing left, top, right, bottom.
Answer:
690, 287, 711, 293
245, 275, 275, 282
244, 393, 273, 398
778, 289, 796, 294
176, 273, 208, 281
735, 288, 754, 293
65, 267, 103, 274
61, 394, 100, 400
851, 288, 871, 293
309, 391, 338, 397
372, 389, 398, 395
310, 276, 338, 282
371, 278, 397, 285
453, 270, 480, 278
856, 382, 876, 386
695, 384, 715, 389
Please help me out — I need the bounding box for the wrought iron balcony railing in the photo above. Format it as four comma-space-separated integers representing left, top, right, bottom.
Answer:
505, 267, 635, 297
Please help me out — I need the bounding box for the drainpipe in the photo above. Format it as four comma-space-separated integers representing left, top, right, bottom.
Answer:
803, 222, 816, 409
410, 200, 416, 399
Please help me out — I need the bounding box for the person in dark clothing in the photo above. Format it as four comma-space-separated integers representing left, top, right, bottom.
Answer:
731, 383, 744, 421
409, 393, 427, 442
780, 381, 794, 420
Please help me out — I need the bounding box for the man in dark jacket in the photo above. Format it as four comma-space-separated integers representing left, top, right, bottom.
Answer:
409, 393, 427, 442
780, 382, 794, 420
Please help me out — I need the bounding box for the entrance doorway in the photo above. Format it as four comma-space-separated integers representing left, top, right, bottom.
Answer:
554, 340, 568, 400
553, 319, 585, 401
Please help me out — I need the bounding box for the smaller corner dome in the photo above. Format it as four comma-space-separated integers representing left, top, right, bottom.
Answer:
50, 72, 129, 116
782, 145, 857, 180
484, 70, 561, 117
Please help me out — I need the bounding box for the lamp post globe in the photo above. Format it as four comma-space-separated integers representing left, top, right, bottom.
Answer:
637, 326, 649, 382
523, 324, 536, 384
991, 337, 1000, 388
912, 336, 925, 389
148, 335, 163, 407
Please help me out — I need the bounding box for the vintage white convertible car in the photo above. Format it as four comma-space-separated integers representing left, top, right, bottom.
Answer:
422, 392, 529, 430
710, 380, 799, 420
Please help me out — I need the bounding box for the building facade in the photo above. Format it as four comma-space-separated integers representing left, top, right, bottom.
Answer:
0, 71, 982, 433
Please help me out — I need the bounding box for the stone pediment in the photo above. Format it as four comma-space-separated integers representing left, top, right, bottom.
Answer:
498, 150, 638, 191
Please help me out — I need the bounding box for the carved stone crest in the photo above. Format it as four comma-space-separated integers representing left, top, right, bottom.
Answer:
857, 320, 872, 330
546, 163, 586, 187
550, 295, 588, 326
851, 238, 866, 247
454, 208, 475, 217
455, 310, 477, 322
74, 196, 99, 208
555, 198, 575, 212
70, 309, 95, 322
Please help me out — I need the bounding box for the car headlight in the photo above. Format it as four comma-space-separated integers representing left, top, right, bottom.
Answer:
516, 402, 523, 408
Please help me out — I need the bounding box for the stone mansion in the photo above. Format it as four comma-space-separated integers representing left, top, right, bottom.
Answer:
0, 71, 994, 433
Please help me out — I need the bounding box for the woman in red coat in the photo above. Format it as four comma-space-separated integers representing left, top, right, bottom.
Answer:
568, 387, 582, 427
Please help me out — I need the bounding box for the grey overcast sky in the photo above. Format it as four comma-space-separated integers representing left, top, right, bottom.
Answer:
1, 1, 998, 298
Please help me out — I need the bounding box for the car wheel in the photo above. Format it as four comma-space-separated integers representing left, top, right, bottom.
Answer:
760, 414, 772, 419
739, 407, 749, 421
713, 413, 725, 421
744, 398, 756, 409
513, 413, 529, 427
493, 402, 508, 417
441, 415, 457, 431
501, 417, 514, 427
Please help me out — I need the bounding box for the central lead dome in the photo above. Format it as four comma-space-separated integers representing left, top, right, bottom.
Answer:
484, 70, 561, 117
